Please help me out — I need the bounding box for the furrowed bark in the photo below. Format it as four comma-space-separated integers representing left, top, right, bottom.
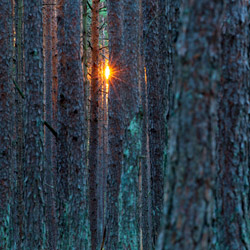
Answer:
0, 1, 13, 248
56, 0, 88, 249
23, 0, 46, 248
118, 0, 141, 248
89, 0, 100, 248
105, 0, 124, 249
216, 1, 250, 249
157, 0, 223, 249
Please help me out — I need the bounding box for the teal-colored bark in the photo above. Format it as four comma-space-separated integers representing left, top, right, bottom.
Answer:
119, 115, 142, 249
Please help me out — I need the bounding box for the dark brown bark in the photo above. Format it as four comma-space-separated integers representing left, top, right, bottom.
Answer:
0, 0, 13, 248
23, 0, 46, 248
157, 0, 223, 249
56, 0, 88, 249
216, 1, 250, 249
105, 0, 124, 249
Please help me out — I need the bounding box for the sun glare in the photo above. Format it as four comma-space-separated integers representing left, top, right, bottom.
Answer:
105, 65, 111, 80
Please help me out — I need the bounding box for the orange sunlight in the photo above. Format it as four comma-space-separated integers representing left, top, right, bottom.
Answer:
105, 65, 111, 80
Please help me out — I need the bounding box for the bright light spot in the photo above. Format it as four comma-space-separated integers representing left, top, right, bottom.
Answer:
105, 65, 110, 80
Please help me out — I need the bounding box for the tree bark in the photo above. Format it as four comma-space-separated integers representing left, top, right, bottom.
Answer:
216, 1, 250, 249
118, 0, 141, 249
157, 0, 223, 249
89, 0, 100, 248
105, 0, 124, 249
56, 0, 88, 249
0, 0, 13, 248
23, 0, 46, 248
43, 1, 57, 248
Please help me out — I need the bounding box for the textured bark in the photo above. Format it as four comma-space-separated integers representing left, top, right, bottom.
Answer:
0, 1, 13, 249
89, 0, 100, 248
14, 0, 24, 248
56, 0, 88, 249
143, 0, 165, 246
23, 0, 46, 249
216, 1, 250, 249
157, 1, 222, 249
105, 0, 124, 249
43, 1, 57, 249
118, 0, 141, 249
82, 0, 89, 124
140, 0, 151, 248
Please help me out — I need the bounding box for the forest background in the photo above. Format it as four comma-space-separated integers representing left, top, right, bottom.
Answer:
0, 0, 249, 250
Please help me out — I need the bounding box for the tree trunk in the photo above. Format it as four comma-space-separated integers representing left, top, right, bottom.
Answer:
216, 1, 250, 249
43, 1, 57, 248
105, 0, 124, 249
14, 0, 24, 248
118, 0, 141, 249
157, 0, 223, 249
143, 0, 166, 246
89, 0, 100, 248
23, 0, 46, 248
56, 0, 88, 249
0, 0, 13, 248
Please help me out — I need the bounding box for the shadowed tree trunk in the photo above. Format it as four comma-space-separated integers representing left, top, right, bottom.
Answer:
0, 1, 13, 249
143, 0, 166, 246
56, 0, 88, 249
157, 0, 223, 249
216, 1, 250, 249
14, 0, 24, 248
89, 0, 100, 248
23, 0, 46, 249
118, 0, 141, 249
105, 0, 124, 249
43, 0, 57, 248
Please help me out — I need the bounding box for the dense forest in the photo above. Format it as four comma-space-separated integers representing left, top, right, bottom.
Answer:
0, 0, 249, 249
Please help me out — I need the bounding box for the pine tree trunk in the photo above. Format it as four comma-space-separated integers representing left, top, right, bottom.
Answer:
56, 0, 88, 249
23, 0, 46, 248
216, 1, 250, 249
157, 0, 223, 249
143, 0, 166, 245
89, 0, 100, 248
105, 0, 124, 249
43, 1, 57, 248
0, 1, 13, 248
14, 0, 24, 248
118, 0, 141, 249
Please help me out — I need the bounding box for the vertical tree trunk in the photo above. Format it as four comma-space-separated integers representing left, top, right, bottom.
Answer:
118, 0, 141, 249
23, 0, 46, 249
56, 0, 88, 249
105, 0, 124, 249
89, 0, 100, 248
139, 0, 151, 248
0, 1, 13, 249
143, 0, 165, 246
157, 0, 223, 249
14, 0, 24, 248
43, 0, 57, 249
216, 1, 250, 249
